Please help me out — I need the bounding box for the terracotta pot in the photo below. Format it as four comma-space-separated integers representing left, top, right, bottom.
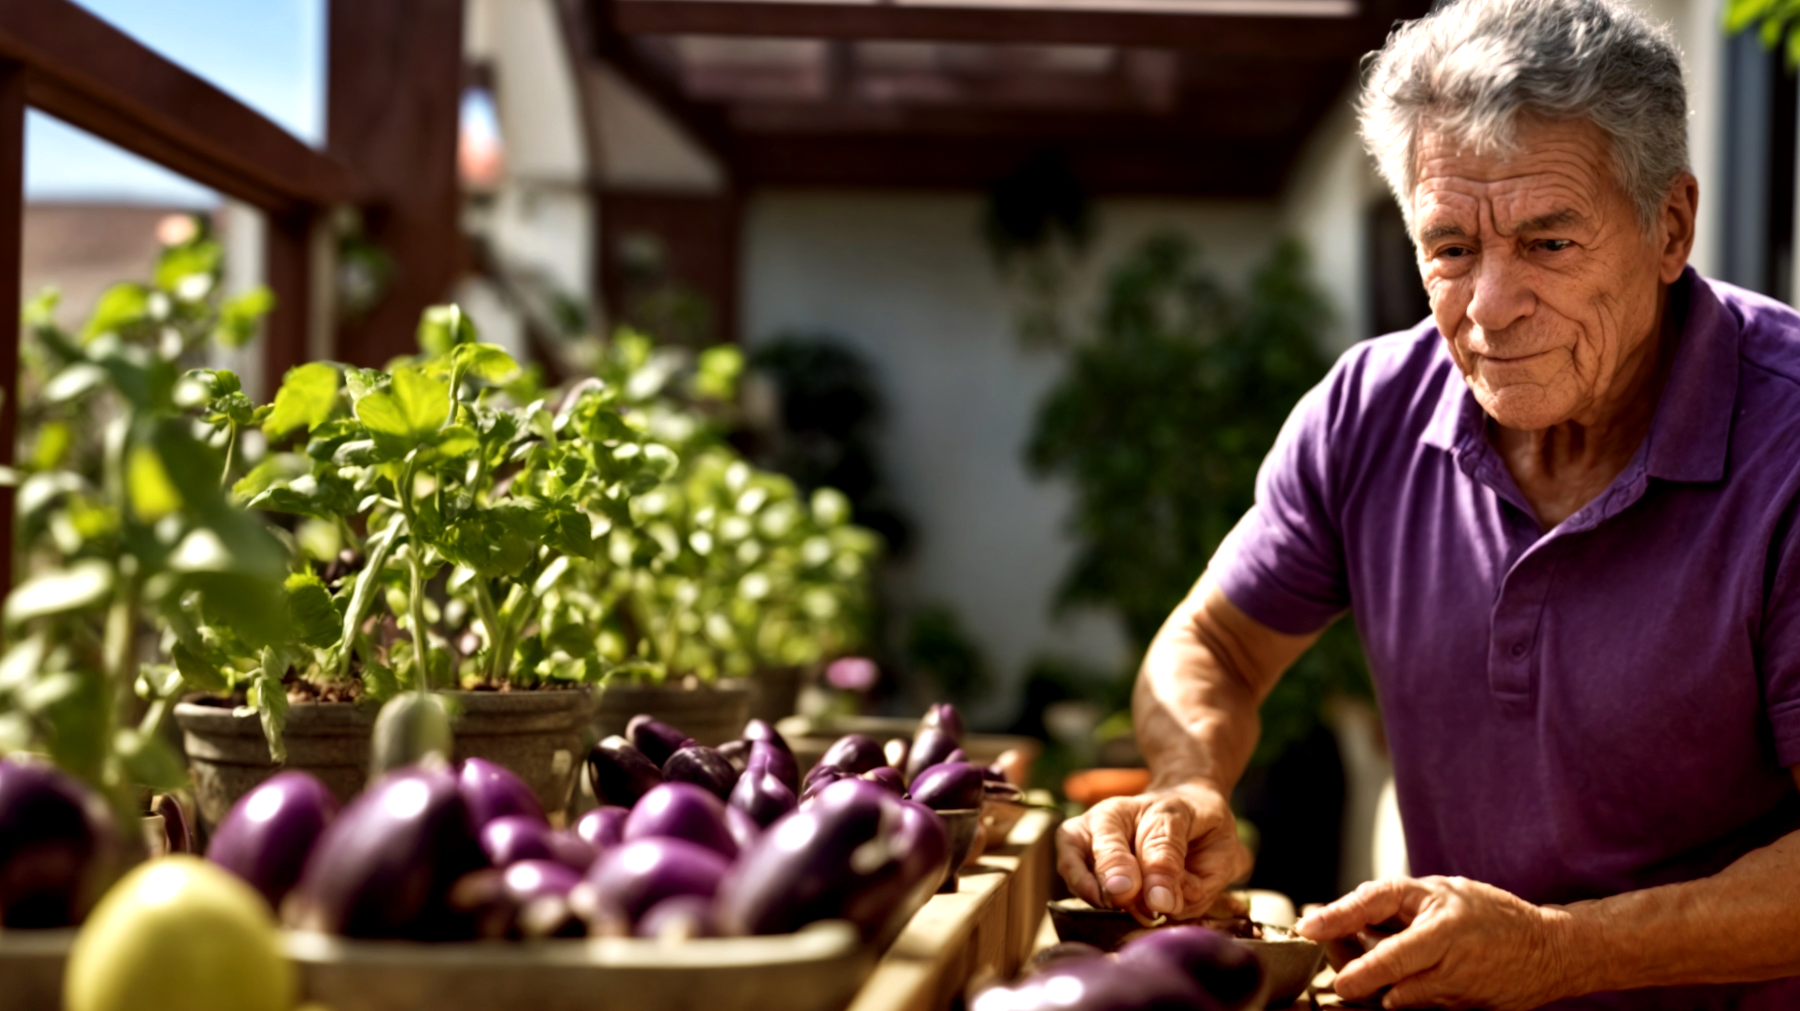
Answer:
175, 700, 375, 832
441, 688, 595, 817
592, 680, 752, 747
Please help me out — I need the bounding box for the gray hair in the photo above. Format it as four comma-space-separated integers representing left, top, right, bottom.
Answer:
1358, 0, 1689, 235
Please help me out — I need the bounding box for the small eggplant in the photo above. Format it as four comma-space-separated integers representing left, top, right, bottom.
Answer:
904, 727, 959, 783
729, 765, 798, 827
458, 757, 545, 828
741, 719, 793, 755
627, 715, 694, 767
971, 954, 1219, 1011
725, 804, 762, 853
0, 758, 121, 928
636, 894, 717, 939
859, 766, 907, 798
574, 806, 630, 851
662, 746, 739, 800
480, 815, 559, 867
623, 782, 738, 859
503, 859, 584, 902
286, 766, 489, 940
910, 763, 986, 811
207, 770, 339, 910
818, 734, 886, 775
586, 837, 731, 921
798, 766, 850, 804
1117, 925, 1263, 1011
921, 703, 965, 743
751, 740, 799, 793
883, 738, 909, 770
715, 779, 896, 937
547, 830, 600, 873
585, 736, 664, 807
716, 739, 752, 776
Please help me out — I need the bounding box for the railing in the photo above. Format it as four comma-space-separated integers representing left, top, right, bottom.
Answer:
0, 0, 365, 598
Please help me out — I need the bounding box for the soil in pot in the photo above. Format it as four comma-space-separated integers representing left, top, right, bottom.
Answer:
442, 687, 595, 818
174, 700, 374, 832
592, 679, 752, 748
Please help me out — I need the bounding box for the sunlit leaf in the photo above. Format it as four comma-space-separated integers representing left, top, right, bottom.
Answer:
82, 283, 150, 342
172, 642, 228, 693
265, 361, 340, 437
127, 445, 183, 522
286, 572, 341, 649
417, 304, 478, 356
116, 729, 189, 792
354, 366, 447, 453
451, 343, 519, 384
43, 363, 107, 403
5, 560, 113, 625
214, 286, 274, 349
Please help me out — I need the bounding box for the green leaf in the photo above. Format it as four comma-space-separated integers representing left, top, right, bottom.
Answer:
214, 286, 274, 349
286, 572, 342, 649
450, 343, 518, 384
115, 729, 190, 792
42, 363, 107, 404
154, 237, 222, 295
245, 671, 290, 763
82, 283, 151, 342
436, 502, 543, 578
265, 362, 341, 437
354, 366, 448, 453
693, 344, 743, 400
172, 642, 229, 693
127, 444, 183, 522
417, 304, 478, 356
360, 658, 400, 702
5, 560, 114, 625
542, 502, 595, 559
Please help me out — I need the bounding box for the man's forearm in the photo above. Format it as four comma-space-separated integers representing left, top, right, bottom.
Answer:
1559, 829, 1800, 995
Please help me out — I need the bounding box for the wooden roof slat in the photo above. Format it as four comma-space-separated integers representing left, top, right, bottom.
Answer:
610, 0, 1377, 56
0, 0, 358, 212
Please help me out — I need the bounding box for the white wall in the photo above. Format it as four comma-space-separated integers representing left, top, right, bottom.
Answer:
1279, 83, 1387, 353
743, 191, 1283, 721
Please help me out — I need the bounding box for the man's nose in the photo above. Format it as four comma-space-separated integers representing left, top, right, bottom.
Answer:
1464, 247, 1534, 336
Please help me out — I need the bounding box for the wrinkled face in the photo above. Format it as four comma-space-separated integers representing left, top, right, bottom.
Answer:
1413, 118, 1671, 431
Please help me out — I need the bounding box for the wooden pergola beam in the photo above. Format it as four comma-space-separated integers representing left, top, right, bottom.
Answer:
610, 0, 1375, 56
0, 0, 358, 214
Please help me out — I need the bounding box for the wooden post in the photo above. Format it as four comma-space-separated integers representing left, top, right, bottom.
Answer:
263, 207, 316, 396
0, 62, 24, 598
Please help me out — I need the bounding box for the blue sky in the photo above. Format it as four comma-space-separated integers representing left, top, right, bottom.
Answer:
25, 0, 324, 205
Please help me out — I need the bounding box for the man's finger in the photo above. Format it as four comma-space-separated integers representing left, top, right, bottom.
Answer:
1331, 921, 1449, 1001
1055, 821, 1103, 907
1296, 878, 1417, 940
1181, 830, 1250, 916
1090, 804, 1145, 909
1135, 800, 1193, 915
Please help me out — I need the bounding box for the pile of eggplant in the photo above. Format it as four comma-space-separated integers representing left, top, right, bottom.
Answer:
978, 928, 1265, 1011
192, 706, 1004, 945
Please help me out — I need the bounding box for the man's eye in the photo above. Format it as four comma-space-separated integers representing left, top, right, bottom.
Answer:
1438, 246, 1473, 259
1539, 239, 1574, 253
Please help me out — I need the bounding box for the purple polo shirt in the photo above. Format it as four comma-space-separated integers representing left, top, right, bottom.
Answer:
1216, 269, 1800, 1010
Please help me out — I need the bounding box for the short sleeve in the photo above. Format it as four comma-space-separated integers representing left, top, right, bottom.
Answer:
1212, 361, 1353, 637
1759, 496, 1800, 766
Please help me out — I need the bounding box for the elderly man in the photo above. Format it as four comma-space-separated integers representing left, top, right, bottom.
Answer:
1054, 1, 1800, 1008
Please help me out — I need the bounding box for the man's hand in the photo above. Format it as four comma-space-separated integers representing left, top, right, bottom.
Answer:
1295, 877, 1581, 1011
1055, 783, 1252, 921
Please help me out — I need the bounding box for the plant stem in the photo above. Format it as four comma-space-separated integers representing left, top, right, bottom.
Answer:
396, 457, 433, 690
220, 421, 237, 490
470, 575, 504, 685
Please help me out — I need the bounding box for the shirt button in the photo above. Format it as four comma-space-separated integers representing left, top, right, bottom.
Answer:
1510, 641, 1529, 658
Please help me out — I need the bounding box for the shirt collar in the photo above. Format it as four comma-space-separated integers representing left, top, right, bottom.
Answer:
1418, 267, 1738, 484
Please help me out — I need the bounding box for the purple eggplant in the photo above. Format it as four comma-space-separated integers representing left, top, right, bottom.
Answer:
586, 837, 730, 921
0, 758, 121, 928
1118, 926, 1263, 1011
818, 733, 886, 775
623, 782, 738, 859
575, 806, 630, 851
1024, 942, 1108, 976
449, 863, 584, 940
716, 778, 906, 938
547, 830, 600, 872
207, 770, 339, 910
729, 764, 797, 828
480, 815, 560, 867
945, 748, 968, 766
716, 739, 751, 776
862, 799, 951, 941
628, 715, 694, 767
635, 894, 717, 939
458, 757, 545, 828
972, 954, 1220, 1011
742, 719, 792, 755
909, 762, 986, 811
884, 738, 909, 770
751, 739, 799, 793
725, 804, 762, 852
799, 765, 851, 804
860, 766, 907, 797
663, 745, 739, 800
503, 859, 583, 901
904, 727, 960, 783
586, 735, 664, 807
921, 703, 965, 743
286, 766, 489, 940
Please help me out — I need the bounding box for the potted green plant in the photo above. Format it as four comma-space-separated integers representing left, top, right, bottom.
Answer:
0, 224, 291, 834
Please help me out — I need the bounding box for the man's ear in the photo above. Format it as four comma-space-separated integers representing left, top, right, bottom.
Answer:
1658, 173, 1699, 285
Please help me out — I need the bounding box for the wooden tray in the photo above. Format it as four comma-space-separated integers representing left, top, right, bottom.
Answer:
289, 922, 871, 1011
0, 929, 74, 1011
